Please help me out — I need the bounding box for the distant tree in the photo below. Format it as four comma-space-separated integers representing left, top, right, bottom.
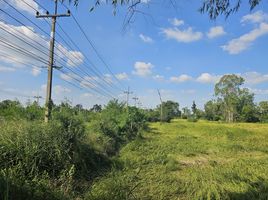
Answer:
191, 101, 197, 116
0, 99, 25, 120
25, 101, 43, 121
204, 100, 223, 121
157, 100, 181, 122
181, 107, 191, 119
144, 109, 160, 122
236, 88, 259, 122
258, 101, 268, 122
195, 109, 205, 119
91, 104, 102, 112
215, 74, 244, 122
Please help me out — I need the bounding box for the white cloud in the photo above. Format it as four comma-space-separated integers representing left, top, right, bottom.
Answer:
41, 84, 70, 95
170, 74, 192, 83
54, 85, 71, 95
0, 66, 15, 72
11, 0, 42, 16
153, 75, 164, 81
241, 11, 268, 24
116, 72, 129, 80
0, 21, 84, 70
222, 23, 268, 54
196, 73, 221, 84
133, 61, 153, 77
31, 66, 41, 76
162, 27, 203, 43
248, 88, 268, 95
169, 18, 184, 26
139, 34, 153, 43
207, 26, 226, 39
80, 76, 99, 88
104, 74, 113, 84
60, 73, 79, 82
141, 0, 150, 4
81, 93, 93, 97
181, 89, 196, 94
243, 72, 268, 85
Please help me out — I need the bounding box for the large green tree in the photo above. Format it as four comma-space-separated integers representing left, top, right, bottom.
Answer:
215, 74, 244, 122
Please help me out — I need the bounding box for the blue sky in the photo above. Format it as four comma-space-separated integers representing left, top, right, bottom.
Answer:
0, 0, 268, 109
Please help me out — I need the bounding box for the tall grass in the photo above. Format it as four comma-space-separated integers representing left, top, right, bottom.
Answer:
87, 120, 268, 200
0, 115, 110, 199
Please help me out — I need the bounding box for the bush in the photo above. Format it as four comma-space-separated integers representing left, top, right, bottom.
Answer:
187, 115, 198, 122
90, 100, 147, 155
0, 112, 109, 199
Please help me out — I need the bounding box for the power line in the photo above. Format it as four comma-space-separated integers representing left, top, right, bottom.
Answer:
13, 0, 123, 95
62, 2, 125, 90
10, 0, 122, 94
0, 13, 117, 99
1, 0, 119, 101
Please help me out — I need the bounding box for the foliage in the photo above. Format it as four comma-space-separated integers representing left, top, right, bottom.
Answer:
214, 74, 257, 123
91, 100, 147, 155
204, 100, 223, 121
258, 101, 268, 122
0, 109, 111, 199
144, 109, 160, 122
181, 107, 191, 119
158, 100, 181, 122
200, 0, 262, 19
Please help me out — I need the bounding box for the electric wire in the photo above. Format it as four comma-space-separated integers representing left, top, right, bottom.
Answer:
0, 11, 117, 98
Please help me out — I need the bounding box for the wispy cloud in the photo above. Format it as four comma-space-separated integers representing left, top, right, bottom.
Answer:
0, 66, 15, 72
139, 34, 153, 43
132, 61, 153, 77
31, 67, 41, 76
170, 74, 192, 83
243, 71, 268, 85
153, 74, 165, 81
196, 73, 221, 84
162, 27, 203, 43
0, 21, 84, 70
10, 0, 43, 16
169, 18, 184, 26
207, 26, 226, 39
222, 23, 268, 54
241, 11, 268, 24
116, 72, 129, 80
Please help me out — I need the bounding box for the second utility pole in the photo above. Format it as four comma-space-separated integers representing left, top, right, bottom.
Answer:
36, 0, 70, 122
157, 89, 163, 123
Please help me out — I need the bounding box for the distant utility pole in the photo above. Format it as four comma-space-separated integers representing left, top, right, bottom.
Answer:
132, 96, 138, 107
124, 86, 133, 108
36, 0, 70, 122
33, 95, 42, 105
157, 89, 163, 123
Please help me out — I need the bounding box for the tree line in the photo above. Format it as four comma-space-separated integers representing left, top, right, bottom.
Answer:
145, 74, 268, 123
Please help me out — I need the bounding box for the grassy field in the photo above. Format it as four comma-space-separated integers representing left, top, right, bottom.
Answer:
87, 119, 268, 200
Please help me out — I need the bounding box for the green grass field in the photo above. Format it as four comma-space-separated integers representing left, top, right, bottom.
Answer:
87, 119, 268, 200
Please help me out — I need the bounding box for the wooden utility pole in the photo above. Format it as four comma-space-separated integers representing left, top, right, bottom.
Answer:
157, 89, 163, 123
36, 0, 70, 122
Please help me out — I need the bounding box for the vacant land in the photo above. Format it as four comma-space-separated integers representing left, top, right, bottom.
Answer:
88, 120, 268, 200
